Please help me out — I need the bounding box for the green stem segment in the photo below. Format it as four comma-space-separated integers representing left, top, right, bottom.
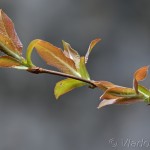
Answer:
0, 41, 28, 66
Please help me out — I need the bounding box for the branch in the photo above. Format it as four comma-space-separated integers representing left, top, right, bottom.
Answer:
27, 67, 96, 87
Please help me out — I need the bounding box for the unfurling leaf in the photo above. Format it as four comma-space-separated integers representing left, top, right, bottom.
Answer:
54, 78, 86, 99
138, 84, 150, 103
0, 56, 21, 67
133, 66, 149, 93
85, 38, 101, 63
98, 66, 150, 108
102, 87, 136, 97
62, 40, 80, 69
62, 41, 90, 79
93, 81, 116, 91
78, 57, 90, 79
0, 9, 23, 55
33, 40, 81, 77
98, 86, 143, 108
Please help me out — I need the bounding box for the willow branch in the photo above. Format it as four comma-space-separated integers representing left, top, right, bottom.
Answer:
27, 67, 96, 87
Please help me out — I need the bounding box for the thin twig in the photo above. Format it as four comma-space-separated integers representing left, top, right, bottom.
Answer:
27, 67, 96, 87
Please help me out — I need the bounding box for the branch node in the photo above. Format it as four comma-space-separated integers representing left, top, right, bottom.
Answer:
27, 67, 40, 74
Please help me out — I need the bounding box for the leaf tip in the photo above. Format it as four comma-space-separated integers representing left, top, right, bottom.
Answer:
95, 38, 102, 42
54, 86, 61, 100
62, 40, 65, 44
98, 99, 116, 109
62, 40, 69, 48
55, 94, 60, 100
85, 38, 102, 63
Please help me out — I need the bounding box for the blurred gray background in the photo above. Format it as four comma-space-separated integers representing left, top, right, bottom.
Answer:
0, 0, 150, 150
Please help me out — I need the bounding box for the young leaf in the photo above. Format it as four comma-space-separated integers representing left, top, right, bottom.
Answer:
33, 40, 81, 77
138, 84, 150, 103
0, 56, 21, 67
100, 92, 121, 100
98, 96, 143, 109
93, 81, 116, 91
54, 78, 86, 99
78, 57, 90, 79
0, 10, 23, 55
98, 99, 117, 108
85, 38, 101, 63
62, 41, 90, 79
98, 86, 144, 108
102, 87, 136, 97
62, 40, 80, 69
134, 66, 149, 81
133, 66, 149, 93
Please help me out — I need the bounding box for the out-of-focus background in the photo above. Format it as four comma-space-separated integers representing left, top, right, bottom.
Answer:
0, 0, 150, 150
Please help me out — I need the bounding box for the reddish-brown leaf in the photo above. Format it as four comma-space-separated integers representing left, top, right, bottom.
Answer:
0, 10, 23, 55
133, 66, 149, 93
98, 96, 143, 108
0, 56, 21, 67
85, 38, 101, 63
34, 40, 80, 77
100, 92, 121, 100
134, 66, 149, 81
93, 81, 116, 91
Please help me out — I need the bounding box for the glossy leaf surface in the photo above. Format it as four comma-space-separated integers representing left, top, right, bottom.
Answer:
54, 78, 86, 99
0, 56, 21, 67
34, 40, 80, 77
62, 40, 80, 69
0, 9, 23, 55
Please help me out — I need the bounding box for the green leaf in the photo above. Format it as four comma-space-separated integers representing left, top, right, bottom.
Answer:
78, 57, 90, 80
0, 56, 22, 68
85, 38, 101, 63
101, 86, 136, 98
54, 78, 86, 99
138, 84, 150, 103
62, 40, 80, 69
